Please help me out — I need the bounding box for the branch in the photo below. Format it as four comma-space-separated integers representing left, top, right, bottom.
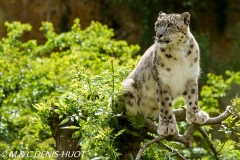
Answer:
135, 136, 165, 160
198, 127, 219, 160
146, 121, 158, 134
159, 142, 187, 160
142, 135, 187, 160
205, 106, 233, 125
136, 106, 233, 159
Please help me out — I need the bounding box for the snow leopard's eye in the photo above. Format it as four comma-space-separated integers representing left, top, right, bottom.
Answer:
155, 23, 160, 28
167, 23, 173, 28
155, 23, 160, 31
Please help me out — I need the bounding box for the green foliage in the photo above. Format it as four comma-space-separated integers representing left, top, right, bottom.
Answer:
33, 102, 52, 125
212, 95, 240, 160
0, 19, 139, 158
141, 140, 163, 160
129, 114, 146, 130
172, 97, 185, 109
218, 96, 240, 158
200, 71, 240, 114
37, 62, 135, 159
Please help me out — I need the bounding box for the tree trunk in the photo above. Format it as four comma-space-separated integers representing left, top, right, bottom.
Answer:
49, 107, 81, 160
115, 117, 147, 160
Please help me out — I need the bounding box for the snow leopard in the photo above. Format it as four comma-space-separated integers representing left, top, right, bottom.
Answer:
122, 11, 209, 136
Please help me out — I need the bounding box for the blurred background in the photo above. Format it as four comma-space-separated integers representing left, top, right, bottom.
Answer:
0, 0, 239, 72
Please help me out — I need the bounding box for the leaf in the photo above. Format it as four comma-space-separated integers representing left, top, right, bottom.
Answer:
75, 115, 79, 121
124, 129, 140, 137
130, 114, 145, 129
130, 153, 134, 160
59, 118, 69, 125
92, 157, 104, 160
77, 137, 86, 146
72, 131, 81, 138
236, 124, 240, 132
59, 114, 63, 119
114, 129, 125, 137
61, 125, 80, 129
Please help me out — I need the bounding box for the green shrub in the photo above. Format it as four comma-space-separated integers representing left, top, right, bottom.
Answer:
0, 19, 139, 156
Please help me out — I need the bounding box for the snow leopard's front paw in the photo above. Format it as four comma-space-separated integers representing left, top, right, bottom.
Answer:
187, 110, 209, 124
157, 123, 178, 136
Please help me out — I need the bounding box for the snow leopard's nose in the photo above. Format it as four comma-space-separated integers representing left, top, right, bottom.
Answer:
157, 33, 163, 38
156, 29, 164, 38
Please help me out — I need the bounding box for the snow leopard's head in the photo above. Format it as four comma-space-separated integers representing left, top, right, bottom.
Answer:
154, 11, 190, 45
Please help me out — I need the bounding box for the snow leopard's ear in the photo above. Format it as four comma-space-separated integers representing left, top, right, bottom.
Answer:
159, 11, 166, 18
181, 12, 190, 25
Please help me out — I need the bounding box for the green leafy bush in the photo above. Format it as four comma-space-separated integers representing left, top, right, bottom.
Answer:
0, 19, 139, 156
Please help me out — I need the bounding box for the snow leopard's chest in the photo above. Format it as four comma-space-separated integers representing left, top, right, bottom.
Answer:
155, 47, 200, 98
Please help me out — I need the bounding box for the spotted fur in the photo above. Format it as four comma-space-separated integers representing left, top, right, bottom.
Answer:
122, 11, 209, 136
